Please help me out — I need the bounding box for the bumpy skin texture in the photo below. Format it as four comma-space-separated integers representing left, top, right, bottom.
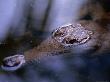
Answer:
1, 21, 109, 71
52, 23, 93, 46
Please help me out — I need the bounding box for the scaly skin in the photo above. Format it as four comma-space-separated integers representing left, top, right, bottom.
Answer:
1, 21, 109, 71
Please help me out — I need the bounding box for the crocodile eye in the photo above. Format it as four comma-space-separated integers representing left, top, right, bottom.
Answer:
68, 39, 78, 44
52, 23, 93, 46
63, 37, 79, 44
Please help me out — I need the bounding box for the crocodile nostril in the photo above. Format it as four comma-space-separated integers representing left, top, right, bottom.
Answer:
2, 59, 20, 67
1, 55, 25, 71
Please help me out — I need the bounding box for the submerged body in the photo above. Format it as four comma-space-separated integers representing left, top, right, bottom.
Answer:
1, 20, 110, 71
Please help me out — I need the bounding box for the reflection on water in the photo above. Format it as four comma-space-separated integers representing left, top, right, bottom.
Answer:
0, 0, 110, 82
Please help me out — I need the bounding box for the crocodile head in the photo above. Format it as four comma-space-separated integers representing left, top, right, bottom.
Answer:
52, 23, 93, 46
